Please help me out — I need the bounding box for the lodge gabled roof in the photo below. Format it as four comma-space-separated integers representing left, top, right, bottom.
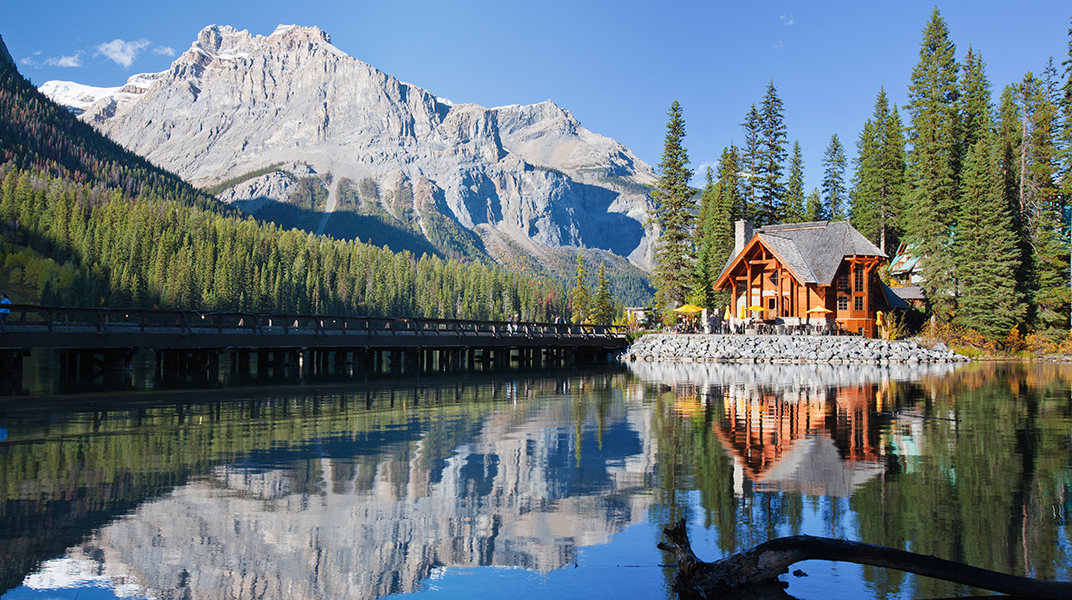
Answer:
717, 221, 886, 287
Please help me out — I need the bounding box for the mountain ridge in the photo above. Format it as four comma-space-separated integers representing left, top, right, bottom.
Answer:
41, 24, 658, 279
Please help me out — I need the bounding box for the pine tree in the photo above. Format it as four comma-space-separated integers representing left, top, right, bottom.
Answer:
570, 249, 591, 324
651, 100, 695, 316
953, 131, 1026, 338
821, 134, 847, 220
740, 104, 762, 223
757, 80, 788, 226
709, 147, 740, 304
692, 166, 720, 309
850, 88, 906, 253
804, 188, 824, 221
1019, 71, 1069, 331
960, 47, 992, 154
784, 141, 805, 222
591, 262, 615, 324
904, 7, 961, 318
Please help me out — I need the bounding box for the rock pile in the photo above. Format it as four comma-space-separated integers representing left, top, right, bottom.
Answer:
622, 334, 970, 364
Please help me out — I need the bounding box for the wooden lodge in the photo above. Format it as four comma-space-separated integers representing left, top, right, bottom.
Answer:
714, 220, 906, 338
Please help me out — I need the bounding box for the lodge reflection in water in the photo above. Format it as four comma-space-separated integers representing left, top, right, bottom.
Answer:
630, 361, 962, 498
0, 374, 656, 600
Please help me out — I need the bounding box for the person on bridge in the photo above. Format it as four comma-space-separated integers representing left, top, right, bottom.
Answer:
0, 293, 9, 323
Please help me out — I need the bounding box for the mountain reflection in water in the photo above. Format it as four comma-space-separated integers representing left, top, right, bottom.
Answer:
2, 361, 1070, 600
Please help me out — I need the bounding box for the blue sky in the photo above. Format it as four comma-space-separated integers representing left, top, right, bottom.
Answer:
4, 1, 1070, 193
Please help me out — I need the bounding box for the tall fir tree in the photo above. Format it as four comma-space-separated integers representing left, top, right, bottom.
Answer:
591, 261, 615, 324
804, 187, 824, 221
757, 81, 788, 226
904, 7, 962, 318
1019, 71, 1069, 331
821, 134, 848, 220
851, 88, 906, 253
651, 100, 696, 317
784, 141, 806, 222
740, 104, 762, 223
692, 166, 720, 309
951, 55, 1027, 338
569, 249, 591, 323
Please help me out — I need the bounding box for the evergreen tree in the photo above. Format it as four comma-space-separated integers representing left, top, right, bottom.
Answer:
960, 47, 992, 153
1018, 71, 1069, 331
650, 100, 695, 316
784, 141, 805, 222
904, 7, 962, 318
953, 132, 1026, 338
740, 104, 762, 223
591, 262, 615, 324
757, 81, 788, 226
692, 166, 720, 309
851, 88, 907, 253
570, 249, 591, 324
821, 134, 847, 220
804, 187, 824, 221
709, 147, 740, 304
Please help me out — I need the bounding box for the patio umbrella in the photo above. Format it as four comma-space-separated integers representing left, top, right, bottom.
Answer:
674, 304, 705, 313
724, 306, 732, 321
745, 305, 766, 312
806, 306, 833, 313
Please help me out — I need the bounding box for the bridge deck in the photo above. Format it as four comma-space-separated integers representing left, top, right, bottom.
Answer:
0, 306, 627, 352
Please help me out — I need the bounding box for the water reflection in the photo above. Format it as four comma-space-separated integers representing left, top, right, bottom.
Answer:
0, 372, 656, 600
2, 363, 1071, 600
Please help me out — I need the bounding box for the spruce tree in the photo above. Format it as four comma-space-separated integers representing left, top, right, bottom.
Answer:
804, 188, 824, 221
851, 89, 906, 253
651, 100, 695, 317
710, 147, 740, 306
570, 249, 591, 324
740, 104, 762, 223
692, 166, 720, 309
821, 134, 847, 220
785, 141, 805, 222
953, 132, 1026, 338
1019, 71, 1069, 331
904, 7, 961, 318
757, 81, 788, 226
591, 261, 615, 324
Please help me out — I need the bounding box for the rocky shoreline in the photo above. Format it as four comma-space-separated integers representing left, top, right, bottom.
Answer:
621, 333, 970, 364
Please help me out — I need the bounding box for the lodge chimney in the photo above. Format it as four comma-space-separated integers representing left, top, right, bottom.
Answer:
733, 220, 753, 260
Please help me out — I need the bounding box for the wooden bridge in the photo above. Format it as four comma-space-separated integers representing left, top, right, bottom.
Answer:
0, 305, 628, 387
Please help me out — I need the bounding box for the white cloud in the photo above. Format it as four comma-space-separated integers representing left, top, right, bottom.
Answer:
95, 38, 151, 68
153, 46, 176, 57
45, 53, 83, 68
780, 14, 794, 26
772, 40, 785, 52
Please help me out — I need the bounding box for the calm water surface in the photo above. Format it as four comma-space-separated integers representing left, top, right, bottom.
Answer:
0, 360, 1070, 600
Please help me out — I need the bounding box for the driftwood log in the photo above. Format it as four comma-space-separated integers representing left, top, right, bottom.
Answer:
658, 519, 1072, 600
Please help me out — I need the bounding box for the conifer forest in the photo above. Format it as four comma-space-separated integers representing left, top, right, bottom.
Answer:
652, 9, 1072, 342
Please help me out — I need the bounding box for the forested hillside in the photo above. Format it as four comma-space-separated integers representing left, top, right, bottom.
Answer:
0, 40, 568, 321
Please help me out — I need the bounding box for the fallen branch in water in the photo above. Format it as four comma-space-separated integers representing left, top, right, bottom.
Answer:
658, 519, 1072, 600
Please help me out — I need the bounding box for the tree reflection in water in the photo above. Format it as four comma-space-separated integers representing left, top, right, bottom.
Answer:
1, 362, 1070, 600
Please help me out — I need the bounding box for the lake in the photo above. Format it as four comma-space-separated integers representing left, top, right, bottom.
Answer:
0, 359, 1069, 599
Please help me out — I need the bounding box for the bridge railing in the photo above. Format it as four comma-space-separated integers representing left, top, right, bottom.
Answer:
0, 305, 625, 339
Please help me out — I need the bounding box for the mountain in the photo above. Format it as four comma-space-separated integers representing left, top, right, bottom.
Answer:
42, 25, 657, 282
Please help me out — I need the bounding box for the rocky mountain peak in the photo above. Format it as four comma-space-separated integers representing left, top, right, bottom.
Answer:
40, 24, 658, 275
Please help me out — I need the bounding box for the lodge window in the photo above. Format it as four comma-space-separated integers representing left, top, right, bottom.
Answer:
854, 268, 864, 292
768, 297, 777, 310
837, 296, 849, 311
854, 296, 864, 311
769, 271, 778, 286
838, 273, 849, 292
